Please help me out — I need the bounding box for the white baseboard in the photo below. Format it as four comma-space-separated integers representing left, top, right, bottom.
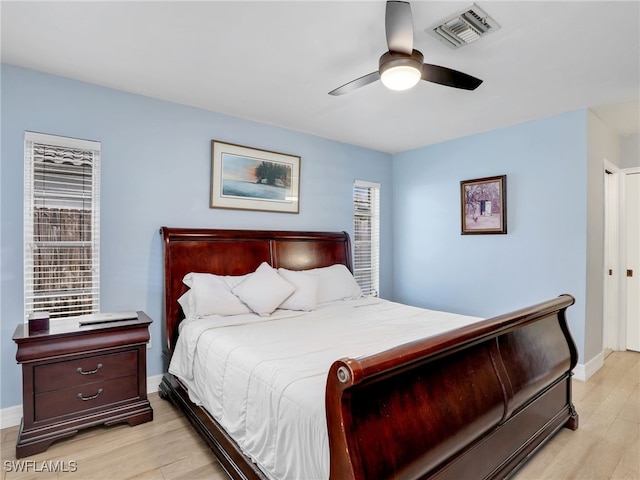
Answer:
147, 374, 164, 394
0, 374, 166, 430
0, 405, 23, 430
573, 350, 605, 382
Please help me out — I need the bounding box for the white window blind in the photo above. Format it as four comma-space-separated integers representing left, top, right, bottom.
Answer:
24, 132, 101, 320
353, 180, 380, 297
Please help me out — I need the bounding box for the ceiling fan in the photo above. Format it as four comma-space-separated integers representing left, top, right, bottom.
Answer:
329, 1, 483, 96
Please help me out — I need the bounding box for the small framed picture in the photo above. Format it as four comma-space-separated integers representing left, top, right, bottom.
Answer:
460, 175, 507, 234
210, 141, 300, 213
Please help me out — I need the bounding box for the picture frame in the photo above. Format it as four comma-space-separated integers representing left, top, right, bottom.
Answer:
460, 175, 507, 234
211, 141, 300, 213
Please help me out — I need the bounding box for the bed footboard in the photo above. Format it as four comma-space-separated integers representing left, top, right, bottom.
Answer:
325, 294, 578, 480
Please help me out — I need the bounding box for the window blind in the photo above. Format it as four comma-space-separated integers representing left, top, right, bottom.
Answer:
353, 180, 380, 297
24, 132, 101, 320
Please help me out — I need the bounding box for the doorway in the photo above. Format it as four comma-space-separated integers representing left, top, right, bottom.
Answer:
605, 163, 640, 352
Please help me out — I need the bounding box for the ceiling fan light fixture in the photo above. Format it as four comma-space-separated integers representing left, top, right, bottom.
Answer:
328, 2, 484, 96
381, 65, 421, 91
379, 49, 424, 91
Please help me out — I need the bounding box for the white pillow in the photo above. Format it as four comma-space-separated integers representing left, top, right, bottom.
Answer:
277, 268, 320, 311
182, 272, 252, 316
177, 290, 194, 318
232, 262, 296, 315
309, 264, 362, 304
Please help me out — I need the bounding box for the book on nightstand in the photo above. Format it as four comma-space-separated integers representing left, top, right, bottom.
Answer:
28, 311, 50, 335
76, 311, 138, 326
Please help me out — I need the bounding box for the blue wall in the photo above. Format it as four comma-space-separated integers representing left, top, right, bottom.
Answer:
0, 65, 393, 408
0, 64, 601, 411
391, 111, 588, 361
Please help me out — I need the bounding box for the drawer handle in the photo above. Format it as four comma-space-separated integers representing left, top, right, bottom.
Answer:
76, 363, 103, 375
77, 388, 103, 401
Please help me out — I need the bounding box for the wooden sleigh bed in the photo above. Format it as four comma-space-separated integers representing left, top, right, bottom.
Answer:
158, 227, 578, 480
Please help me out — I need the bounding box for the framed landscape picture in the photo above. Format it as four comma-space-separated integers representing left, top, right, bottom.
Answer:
460, 175, 507, 234
210, 141, 300, 213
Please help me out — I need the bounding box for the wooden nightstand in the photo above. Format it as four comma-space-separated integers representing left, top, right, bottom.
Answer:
12, 312, 154, 458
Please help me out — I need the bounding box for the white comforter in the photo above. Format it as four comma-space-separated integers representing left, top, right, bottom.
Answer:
169, 297, 482, 480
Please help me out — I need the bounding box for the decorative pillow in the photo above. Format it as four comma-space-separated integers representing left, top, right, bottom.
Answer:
232, 262, 296, 315
182, 272, 252, 316
277, 268, 320, 311
309, 264, 363, 304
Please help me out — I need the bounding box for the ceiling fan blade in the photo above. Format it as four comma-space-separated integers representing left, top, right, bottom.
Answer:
328, 71, 381, 96
421, 64, 483, 90
385, 1, 413, 54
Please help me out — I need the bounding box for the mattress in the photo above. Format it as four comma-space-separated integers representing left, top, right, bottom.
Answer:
169, 297, 482, 480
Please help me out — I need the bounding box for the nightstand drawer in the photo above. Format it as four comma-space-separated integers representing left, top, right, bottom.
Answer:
35, 374, 139, 421
34, 350, 138, 393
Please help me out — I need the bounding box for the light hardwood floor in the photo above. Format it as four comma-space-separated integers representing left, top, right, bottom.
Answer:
2, 351, 638, 480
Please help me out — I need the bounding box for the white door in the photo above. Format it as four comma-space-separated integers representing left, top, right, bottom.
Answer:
626, 172, 640, 352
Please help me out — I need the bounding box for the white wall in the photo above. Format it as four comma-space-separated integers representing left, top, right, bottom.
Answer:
620, 133, 640, 168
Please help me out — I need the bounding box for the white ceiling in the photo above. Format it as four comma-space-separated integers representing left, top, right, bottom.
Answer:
2, 1, 639, 153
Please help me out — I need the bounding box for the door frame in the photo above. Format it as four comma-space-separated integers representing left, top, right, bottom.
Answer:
603, 159, 622, 350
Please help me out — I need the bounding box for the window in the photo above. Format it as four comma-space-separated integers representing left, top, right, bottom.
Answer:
24, 132, 101, 320
353, 180, 380, 297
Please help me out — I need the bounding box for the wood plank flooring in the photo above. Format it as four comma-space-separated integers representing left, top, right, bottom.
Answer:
1, 350, 638, 480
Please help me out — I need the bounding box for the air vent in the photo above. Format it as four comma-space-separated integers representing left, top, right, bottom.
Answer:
428, 4, 500, 49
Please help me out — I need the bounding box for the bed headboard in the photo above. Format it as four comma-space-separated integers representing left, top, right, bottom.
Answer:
160, 227, 353, 355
